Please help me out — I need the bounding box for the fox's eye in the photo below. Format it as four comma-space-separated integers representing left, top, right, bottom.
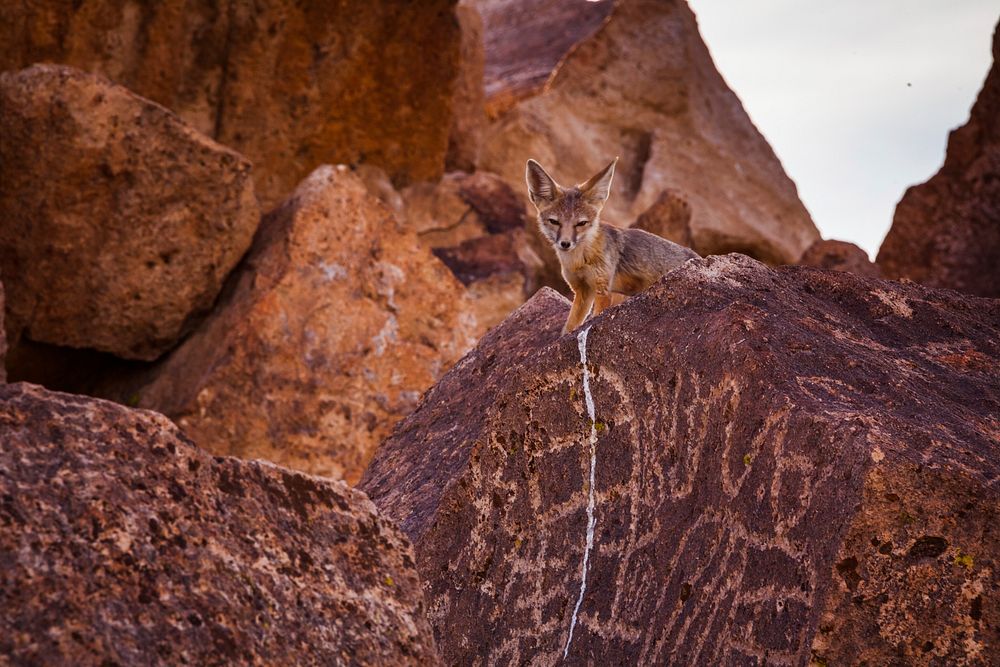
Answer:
576, 220, 589, 227
547, 218, 559, 226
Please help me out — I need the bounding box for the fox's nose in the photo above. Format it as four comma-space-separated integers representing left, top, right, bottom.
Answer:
560, 240, 571, 249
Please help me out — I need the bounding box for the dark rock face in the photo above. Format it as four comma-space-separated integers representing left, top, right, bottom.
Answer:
0, 383, 436, 665
0, 0, 460, 206
0, 278, 5, 382
876, 23, 1000, 298
632, 189, 696, 250
362, 255, 1000, 664
798, 239, 881, 278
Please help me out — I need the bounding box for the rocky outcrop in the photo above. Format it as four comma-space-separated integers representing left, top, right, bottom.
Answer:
631, 189, 696, 249
447, 2, 487, 172
876, 23, 1000, 298
0, 0, 460, 206
0, 278, 5, 383
798, 239, 881, 278
0, 382, 436, 665
362, 255, 1000, 664
133, 165, 477, 485
0, 65, 258, 361
479, 0, 819, 265
475, 0, 614, 118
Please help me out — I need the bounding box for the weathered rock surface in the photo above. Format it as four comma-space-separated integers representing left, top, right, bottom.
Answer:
0, 0, 460, 206
447, 2, 487, 172
0, 278, 6, 383
631, 189, 696, 250
0, 65, 259, 361
479, 0, 819, 265
362, 255, 1000, 664
876, 23, 1000, 298
798, 239, 881, 278
433, 230, 543, 332
133, 165, 477, 485
475, 0, 614, 118
0, 382, 436, 665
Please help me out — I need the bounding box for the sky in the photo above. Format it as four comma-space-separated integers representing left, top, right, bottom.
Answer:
686, 0, 998, 257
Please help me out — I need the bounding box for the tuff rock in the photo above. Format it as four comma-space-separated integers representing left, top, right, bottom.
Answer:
362, 254, 1000, 665
0, 0, 461, 206
0, 64, 258, 361
0, 382, 436, 665
133, 165, 477, 484
877, 22, 1000, 298
479, 0, 819, 265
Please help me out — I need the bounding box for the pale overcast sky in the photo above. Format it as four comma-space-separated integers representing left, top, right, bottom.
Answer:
687, 0, 998, 257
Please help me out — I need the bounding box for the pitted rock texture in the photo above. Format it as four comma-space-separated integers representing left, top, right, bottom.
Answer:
877, 23, 1000, 298
474, 0, 614, 118
798, 239, 881, 279
362, 255, 1000, 665
0, 382, 436, 665
0, 0, 460, 207
134, 165, 477, 485
0, 278, 6, 382
632, 189, 696, 250
479, 0, 819, 265
0, 65, 258, 361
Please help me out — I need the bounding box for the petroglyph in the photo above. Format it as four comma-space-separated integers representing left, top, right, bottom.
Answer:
362, 256, 1000, 665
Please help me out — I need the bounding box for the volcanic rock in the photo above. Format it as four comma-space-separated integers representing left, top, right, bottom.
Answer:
631, 189, 696, 250
0, 278, 5, 382
798, 239, 881, 278
0, 0, 461, 206
0, 64, 258, 361
876, 23, 1000, 298
0, 382, 435, 665
362, 255, 1000, 664
479, 0, 819, 265
433, 230, 544, 331
447, 2, 487, 172
475, 0, 614, 118
134, 165, 477, 485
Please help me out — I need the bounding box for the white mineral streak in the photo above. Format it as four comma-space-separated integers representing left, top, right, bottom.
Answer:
564, 326, 599, 659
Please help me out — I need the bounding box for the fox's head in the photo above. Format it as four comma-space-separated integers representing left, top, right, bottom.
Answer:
525, 158, 617, 253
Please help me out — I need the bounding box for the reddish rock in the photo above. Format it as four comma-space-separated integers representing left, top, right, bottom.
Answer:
480, 0, 819, 265
877, 23, 1000, 298
0, 65, 259, 361
475, 0, 614, 118
0, 382, 436, 665
447, 2, 487, 172
0, 0, 461, 207
362, 255, 1000, 664
632, 189, 696, 249
0, 278, 5, 383
134, 165, 477, 485
799, 239, 881, 278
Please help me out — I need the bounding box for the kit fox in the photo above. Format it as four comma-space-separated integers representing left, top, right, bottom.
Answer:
526, 158, 699, 333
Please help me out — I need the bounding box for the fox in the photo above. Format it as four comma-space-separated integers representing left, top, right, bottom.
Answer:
526, 158, 699, 334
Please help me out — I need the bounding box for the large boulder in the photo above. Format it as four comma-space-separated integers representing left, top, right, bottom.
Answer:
0, 382, 436, 665
133, 165, 478, 485
0, 277, 5, 382
447, 2, 487, 172
474, 0, 614, 118
479, 0, 819, 265
876, 23, 1000, 298
0, 0, 461, 207
798, 239, 881, 279
0, 65, 259, 361
361, 255, 1000, 664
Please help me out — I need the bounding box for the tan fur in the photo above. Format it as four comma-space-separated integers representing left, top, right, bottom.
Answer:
526, 158, 700, 333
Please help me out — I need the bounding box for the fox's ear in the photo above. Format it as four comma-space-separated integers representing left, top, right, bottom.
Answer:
580, 158, 618, 205
525, 159, 559, 205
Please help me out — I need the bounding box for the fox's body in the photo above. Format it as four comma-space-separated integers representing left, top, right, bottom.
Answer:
526, 158, 698, 333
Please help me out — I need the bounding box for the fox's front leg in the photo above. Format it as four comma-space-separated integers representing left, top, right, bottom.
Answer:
564, 286, 595, 334
590, 278, 613, 318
